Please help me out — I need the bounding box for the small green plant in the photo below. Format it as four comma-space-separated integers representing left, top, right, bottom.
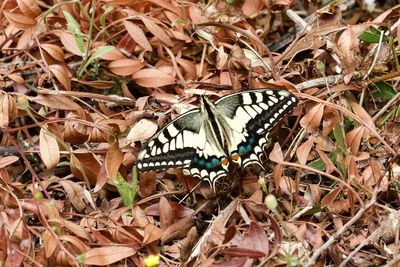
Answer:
113, 167, 139, 206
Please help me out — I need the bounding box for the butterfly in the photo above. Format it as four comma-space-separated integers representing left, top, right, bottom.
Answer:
136, 89, 298, 189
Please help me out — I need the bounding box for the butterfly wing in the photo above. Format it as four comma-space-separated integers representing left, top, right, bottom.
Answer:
214, 89, 298, 168
136, 108, 228, 186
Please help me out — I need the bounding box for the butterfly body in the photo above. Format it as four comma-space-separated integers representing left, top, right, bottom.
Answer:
137, 89, 298, 189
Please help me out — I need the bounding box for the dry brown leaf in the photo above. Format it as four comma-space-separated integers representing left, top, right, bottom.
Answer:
0, 156, 19, 168
161, 216, 196, 245
108, 59, 146, 76
39, 127, 60, 170
42, 229, 57, 257
334, 25, 369, 83
41, 44, 65, 62
346, 126, 364, 155
49, 64, 71, 90
242, 0, 264, 16
17, 0, 41, 18
8, 73, 25, 84
269, 142, 283, 163
241, 222, 269, 256
296, 137, 313, 165
176, 57, 197, 80
59, 180, 87, 212
216, 45, 228, 70
0, 93, 18, 127
146, 0, 181, 15
33, 95, 81, 110
124, 21, 152, 51
127, 118, 158, 143
279, 176, 296, 194
159, 197, 175, 230
141, 17, 173, 46
143, 224, 163, 244
105, 141, 123, 181
3, 11, 37, 29
300, 103, 324, 133
321, 187, 342, 208
49, 217, 91, 240
70, 153, 100, 184
132, 68, 175, 87
316, 148, 336, 174
350, 101, 376, 133
59, 31, 84, 56
78, 246, 136, 265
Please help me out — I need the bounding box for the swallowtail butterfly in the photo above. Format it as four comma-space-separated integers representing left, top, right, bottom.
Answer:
137, 89, 298, 189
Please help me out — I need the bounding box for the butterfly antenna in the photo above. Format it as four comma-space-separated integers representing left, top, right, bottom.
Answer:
179, 180, 203, 204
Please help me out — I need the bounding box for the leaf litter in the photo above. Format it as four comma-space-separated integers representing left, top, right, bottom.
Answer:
1, 0, 400, 266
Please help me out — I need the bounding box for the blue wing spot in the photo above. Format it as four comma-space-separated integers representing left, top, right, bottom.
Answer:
199, 159, 205, 166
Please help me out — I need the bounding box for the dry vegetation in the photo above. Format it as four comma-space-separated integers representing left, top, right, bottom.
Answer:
1, 0, 400, 266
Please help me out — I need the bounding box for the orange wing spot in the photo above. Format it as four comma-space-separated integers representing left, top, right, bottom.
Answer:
221, 157, 229, 167
231, 154, 241, 162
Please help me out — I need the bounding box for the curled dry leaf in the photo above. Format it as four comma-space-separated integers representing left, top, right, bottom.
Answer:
3, 11, 37, 29
49, 64, 71, 90
124, 21, 152, 52
300, 103, 324, 133
0, 93, 18, 127
105, 141, 123, 181
346, 126, 364, 155
59, 180, 87, 212
17, 0, 41, 18
127, 118, 158, 143
108, 59, 146, 76
7, 73, 25, 84
41, 44, 65, 62
78, 246, 136, 265
334, 25, 369, 83
39, 127, 60, 170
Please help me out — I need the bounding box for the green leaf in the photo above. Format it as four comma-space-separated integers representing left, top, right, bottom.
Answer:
78, 46, 114, 77
63, 11, 82, 34
358, 27, 390, 43
100, 6, 113, 29
372, 81, 397, 101
333, 123, 347, 156
114, 173, 134, 206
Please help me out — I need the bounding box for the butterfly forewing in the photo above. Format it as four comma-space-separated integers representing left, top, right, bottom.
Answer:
136, 109, 202, 171
136, 89, 298, 188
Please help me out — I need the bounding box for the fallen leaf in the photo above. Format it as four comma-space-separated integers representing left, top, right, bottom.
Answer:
78, 246, 136, 265
132, 68, 175, 87
300, 103, 324, 133
39, 127, 60, 170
